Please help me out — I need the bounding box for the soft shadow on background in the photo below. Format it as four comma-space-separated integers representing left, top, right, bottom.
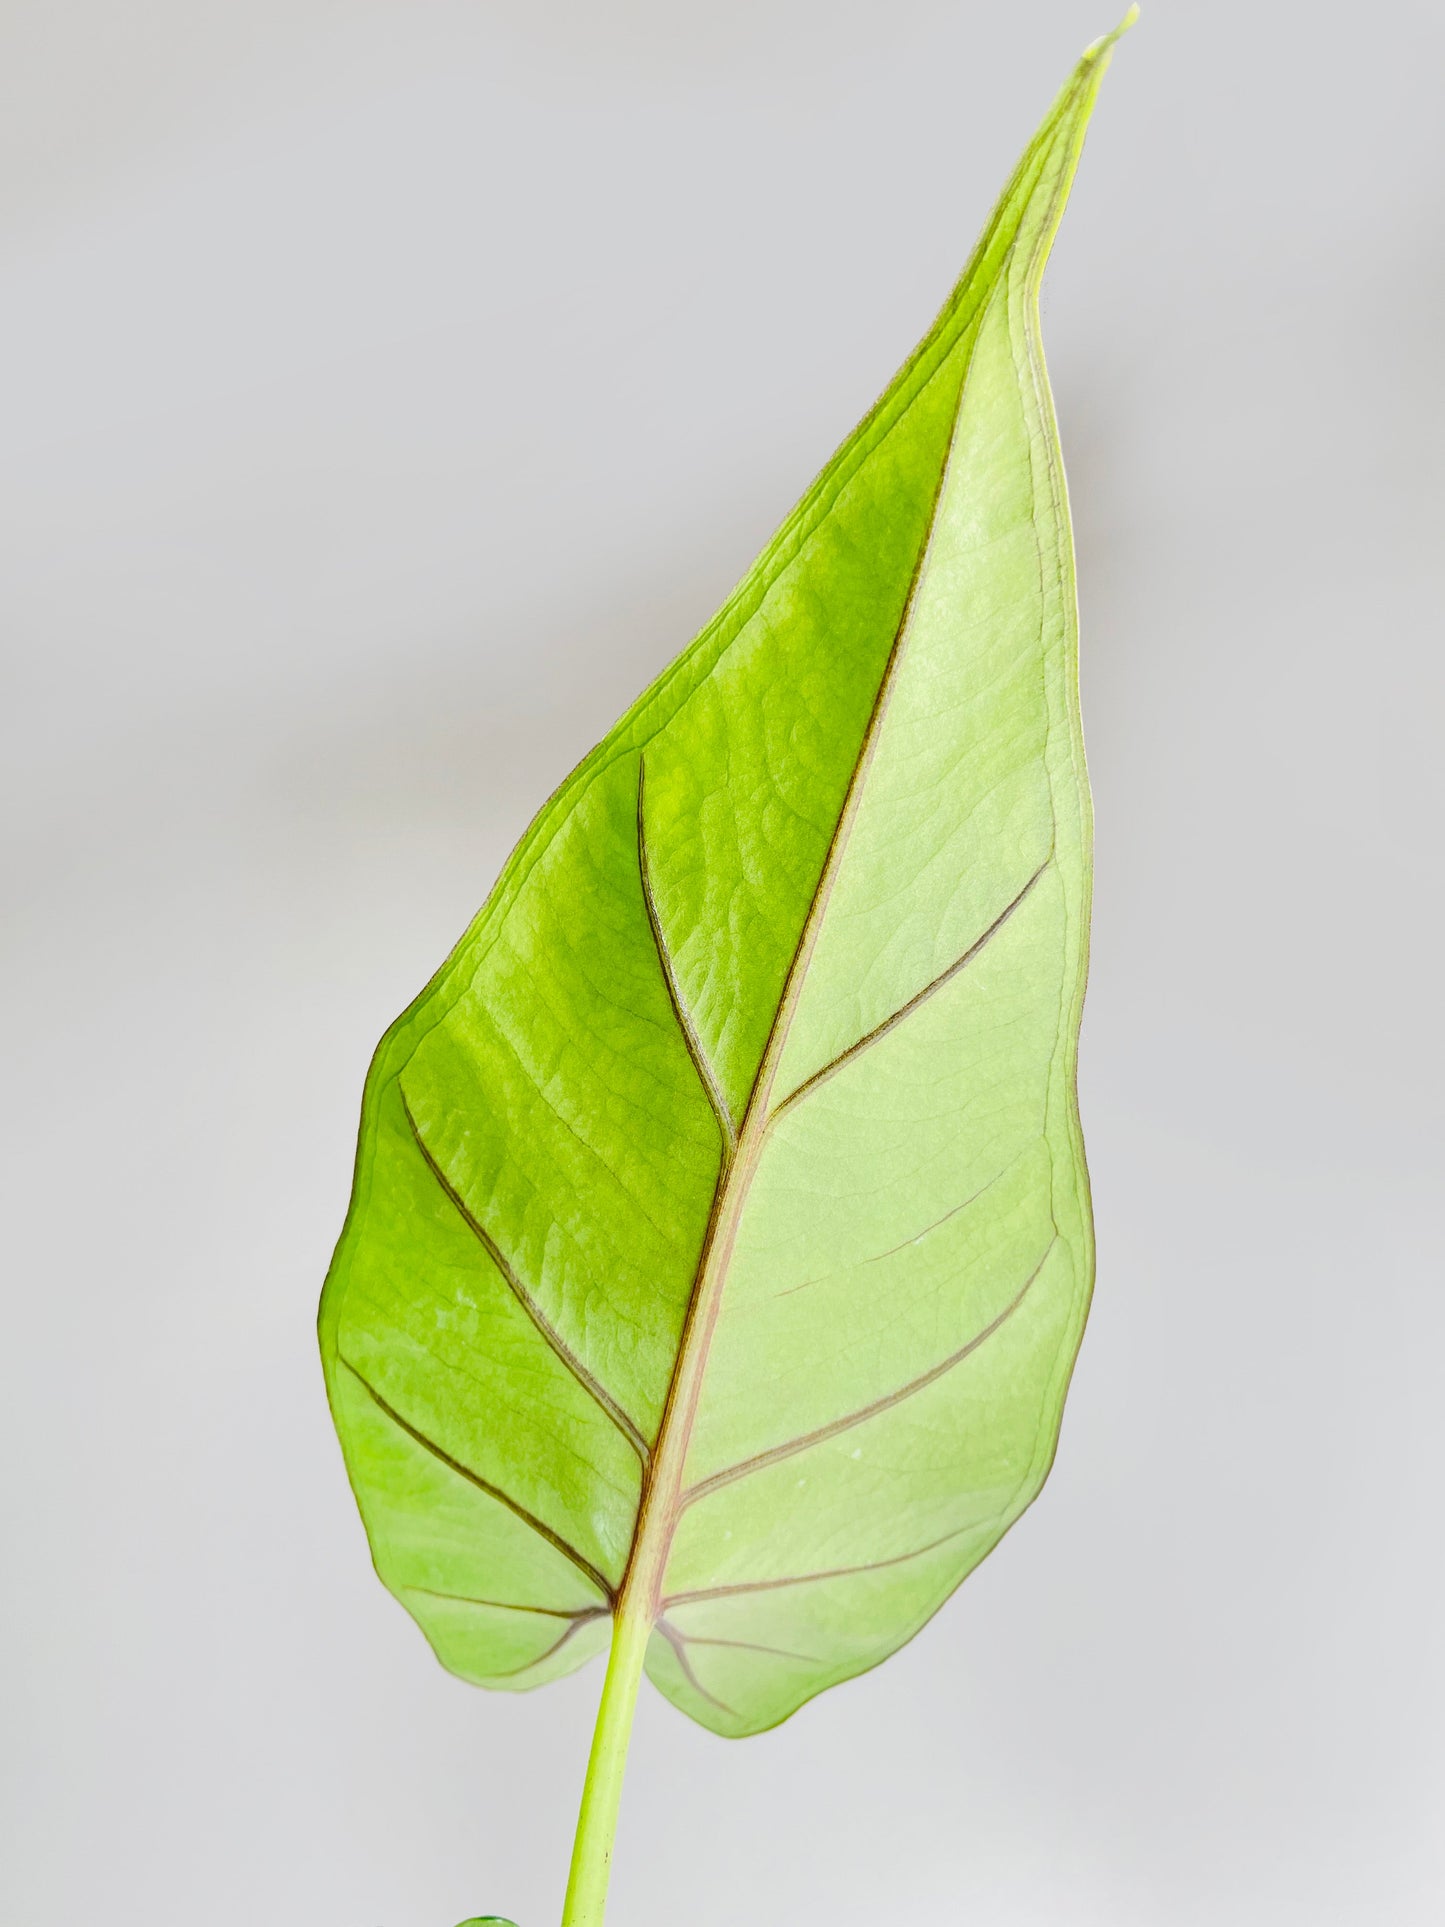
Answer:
3, 3, 1442, 1923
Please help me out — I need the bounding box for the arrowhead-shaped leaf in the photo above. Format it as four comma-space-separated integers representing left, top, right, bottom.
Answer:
321, 27, 1119, 1740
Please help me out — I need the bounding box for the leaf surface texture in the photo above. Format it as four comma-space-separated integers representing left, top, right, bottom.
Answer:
320, 32, 1118, 1738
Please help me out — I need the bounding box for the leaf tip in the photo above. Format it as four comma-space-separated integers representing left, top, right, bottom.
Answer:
1088, 4, 1140, 60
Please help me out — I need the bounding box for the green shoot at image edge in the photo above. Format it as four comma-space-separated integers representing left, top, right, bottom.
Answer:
320, 15, 1133, 1923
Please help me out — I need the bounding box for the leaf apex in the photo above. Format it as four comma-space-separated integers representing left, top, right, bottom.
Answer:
1086, 5, 1140, 63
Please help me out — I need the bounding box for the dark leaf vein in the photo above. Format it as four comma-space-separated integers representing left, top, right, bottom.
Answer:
768, 856, 1052, 1123
400, 1585, 606, 1621
637, 753, 739, 1155
662, 1519, 989, 1609
486, 1613, 603, 1679
773, 1150, 1026, 1300
399, 1086, 650, 1465
680, 1236, 1057, 1510
655, 1618, 736, 1716
339, 1358, 614, 1601
663, 1628, 820, 1664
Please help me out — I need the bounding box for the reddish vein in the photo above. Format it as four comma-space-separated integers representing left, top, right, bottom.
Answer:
655, 1618, 736, 1716
679, 1237, 1057, 1511
662, 1519, 988, 1610
398, 1086, 650, 1467
487, 1613, 605, 1680
773, 1152, 1024, 1300
636, 754, 739, 1156
663, 1629, 820, 1664
768, 856, 1052, 1124
340, 1358, 614, 1602
401, 1585, 606, 1621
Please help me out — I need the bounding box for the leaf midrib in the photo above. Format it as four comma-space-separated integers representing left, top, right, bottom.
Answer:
616, 278, 1005, 1629
342, 80, 1096, 1653
623, 84, 1092, 1621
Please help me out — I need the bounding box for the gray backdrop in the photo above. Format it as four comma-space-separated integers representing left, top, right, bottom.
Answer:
3, 2, 1441, 1922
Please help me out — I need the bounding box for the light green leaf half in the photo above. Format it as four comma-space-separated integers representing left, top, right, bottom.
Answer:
320, 23, 1121, 1742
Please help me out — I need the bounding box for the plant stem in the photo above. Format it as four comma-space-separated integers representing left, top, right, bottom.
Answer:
560, 1597, 651, 1926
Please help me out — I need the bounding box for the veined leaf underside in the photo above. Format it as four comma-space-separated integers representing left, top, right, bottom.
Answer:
338, 775, 1058, 1584
321, 27, 1112, 1739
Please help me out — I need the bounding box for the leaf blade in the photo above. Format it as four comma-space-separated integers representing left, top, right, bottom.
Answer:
321, 22, 1124, 1736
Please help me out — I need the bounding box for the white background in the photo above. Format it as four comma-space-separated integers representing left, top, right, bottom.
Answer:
3, 3, 1442, 1922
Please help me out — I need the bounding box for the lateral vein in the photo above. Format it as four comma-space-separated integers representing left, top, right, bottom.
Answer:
400, 1586, 607, 1621
679, 1237, 1057, 1510
486, 1613, 602, 1680
772, 1150, 1026, 1300
661, 1519, 987, 1609
655, 1619, 736, 1716
768, 856, 1052, 1124
399, 1085, 651, 1466
340, 1358, 615, 1601
662, 1629, 820, 1664
636, 754, 739, 1156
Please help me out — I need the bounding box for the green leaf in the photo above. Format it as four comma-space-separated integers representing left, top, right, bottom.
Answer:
321, 22, 1122, 1746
